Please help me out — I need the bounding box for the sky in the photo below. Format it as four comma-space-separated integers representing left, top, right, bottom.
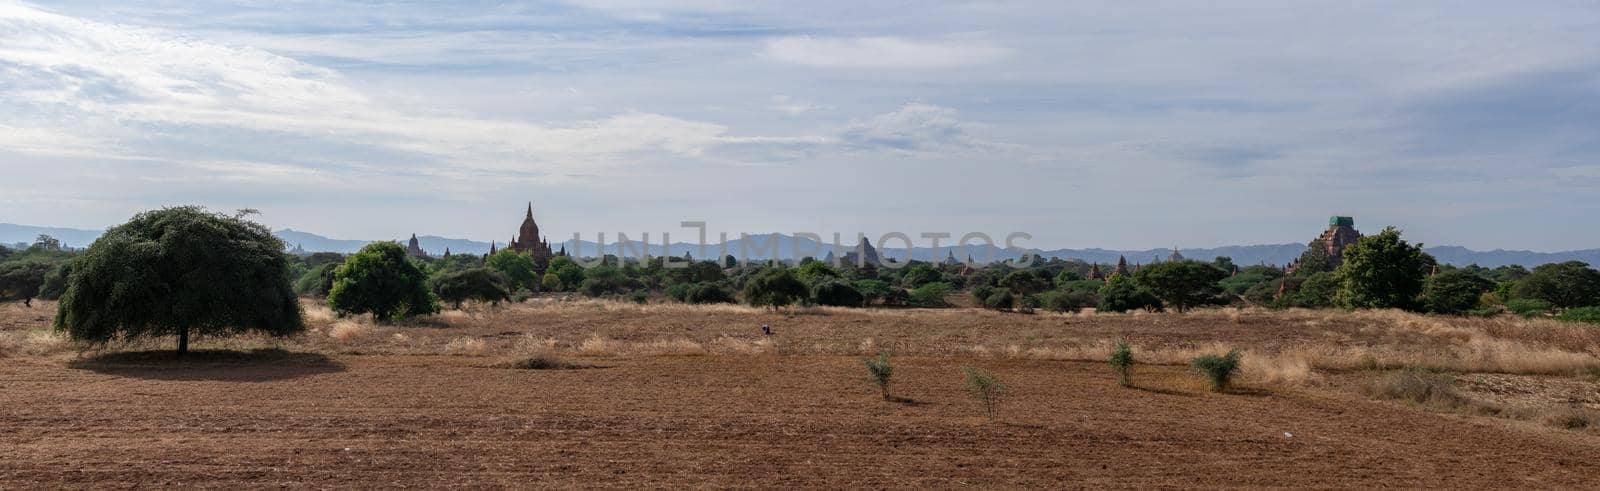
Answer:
1, 1, 1597, 251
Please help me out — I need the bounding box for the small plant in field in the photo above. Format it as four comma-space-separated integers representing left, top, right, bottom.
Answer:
1191, 350, 1242, 392
1557, 306, 1600, 325
1108, 341, 1134, 387
863, 353, 894, 400
961, 366, 1007, 420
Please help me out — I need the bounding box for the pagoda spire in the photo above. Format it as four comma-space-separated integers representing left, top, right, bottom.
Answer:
526, 202, 534, 219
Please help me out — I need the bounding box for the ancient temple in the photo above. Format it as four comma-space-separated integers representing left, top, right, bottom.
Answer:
942, 250, 960, 266
841, 237, 882, 267
508, 203, 555, 270
1113, 255, 1129, 277
1286, 216, 1363, 275
1167, 247, 1184, 262
1087, 263, 1105, 280
405, 234, 429, 259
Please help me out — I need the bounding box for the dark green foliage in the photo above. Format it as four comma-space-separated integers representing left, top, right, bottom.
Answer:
1054, 270, 1084, 286
794, 260, 841, 286
864, 353, 894, 400
629, 291, 649, 304
1511, 261, 1600, 309
668, 260, 725, 285
811, 279, 865, 307
1000, 270, 1050, 295
37, 262, 71, 300
1038, 290, 1097, 313
1097, 276, 1161, 313
1108, 341, 1134, 387
971, 285, 996, 308
545, 255, 586, 292
294, 262, 339, 297
328, 241, 438, 322
579, 265, 637, 297
743, 267, 809, 309
1557, 307, 1600, 325
1191, 350, 1242, 392
852, 279, 891, 305
431, 267, 511, 309
1335, 227, 1434, 310
909, 281, 953, 307
900, 264, 943, 289
0, 260, 54, 307
665, 281, 736, 304
1505, 298, 1553, 317
984, 289, 1015, 311
1219, 265, 1283, 297
486, 250, 540, 291
53, 207, 304, 354
1133, 261, 1226, 312
1277, 272, 1337, 308
1422, 269, 1495, 314
882, 287, 910, 307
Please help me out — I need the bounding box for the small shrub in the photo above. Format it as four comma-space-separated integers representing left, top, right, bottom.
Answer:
1108, 341, 1134, 387
863, 353, 894, 400
1039, 290, 1097, 313
961, 366, 1007, 420
971, 285, 996, 308
628, 291, 649, 304
813, 279, 866, 307
1191, 350, 1242, 392
1541, 407, 1596, 430
1505, 298, 1552, 317
1557, 306, 1600, 325
909, 282, 954, 307
444, 337, 488, 356
503, 351, 575, 370
984, 290, 1015, 311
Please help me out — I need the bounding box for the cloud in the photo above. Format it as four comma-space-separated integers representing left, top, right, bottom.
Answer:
840, 103, 1010, 155
0, 2, 806, 181
761, 36, 1008, 68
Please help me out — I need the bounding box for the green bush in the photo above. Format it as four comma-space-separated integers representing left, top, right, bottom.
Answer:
983, 289, 1014, 311
908, 282, 953, 307
1557, 306, 1600, 325
1505, 298, 1552, 317
961, 366, 1007, 420
1039, 290, 1097, 313
971, 285, 996, 308
329, 242, 439, 322
1191, 350, 1242, 392
743, 267, 809, 309
863, 353, 894, 400
628, 291, 649, 304
812, 279, 865, 307
1108, 341, 1134, 387
430, 267, 511, 309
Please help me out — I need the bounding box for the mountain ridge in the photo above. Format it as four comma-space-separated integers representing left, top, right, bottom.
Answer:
6, 223, 1597, 268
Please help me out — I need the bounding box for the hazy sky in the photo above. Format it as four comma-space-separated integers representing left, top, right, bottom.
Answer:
2, 1, 1597, 250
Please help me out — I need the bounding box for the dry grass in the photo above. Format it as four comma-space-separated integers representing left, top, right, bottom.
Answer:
328, 320, 373, 342
443, 337, 488, 356
0, 329, 72, 358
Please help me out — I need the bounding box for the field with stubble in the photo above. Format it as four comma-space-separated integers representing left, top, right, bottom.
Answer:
3, 299, 1600, 488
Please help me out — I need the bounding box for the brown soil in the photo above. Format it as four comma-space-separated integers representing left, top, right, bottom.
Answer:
4, 353, 1598, 488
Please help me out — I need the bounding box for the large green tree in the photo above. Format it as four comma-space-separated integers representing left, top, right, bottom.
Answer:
1510, 261, 1600, 308
431, 267, 511, 309
1334, 227, 1434, 310
1422, 269, 1494, 314
0, 260, 55, 307
53, 207, 304, 355
328, 241, 439, 322
485, 249, 540, 291
1133, 261, 1226, 312
742, 267, 809, 309
1097, 276, 1161, 313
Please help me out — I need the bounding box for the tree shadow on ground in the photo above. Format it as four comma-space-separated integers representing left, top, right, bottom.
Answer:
888, 396, 929, 406
1129, 385, 1196, 397
66, 348, 345, 382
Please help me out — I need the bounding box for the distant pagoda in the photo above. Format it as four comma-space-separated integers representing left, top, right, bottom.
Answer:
1286, 216, 1363, 275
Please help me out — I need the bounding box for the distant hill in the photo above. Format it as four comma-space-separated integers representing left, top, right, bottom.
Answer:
5, 223, 1596, 268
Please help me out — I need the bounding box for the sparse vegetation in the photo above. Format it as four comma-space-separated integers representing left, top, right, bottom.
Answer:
1108, 341, 1134, 387
863, 353, 894, 400
961, 366, 1006, 420
1191, 350, 1242, 392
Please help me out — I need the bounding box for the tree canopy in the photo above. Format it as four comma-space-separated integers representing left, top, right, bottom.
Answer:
53, 207, 304, 354
1133, 261, 1225, 312
742, 267, 808, 309
1334, 227, 1434, 310
431, 267, 511, 309
328, 241, 439, 322
1510, 261, 1600, 309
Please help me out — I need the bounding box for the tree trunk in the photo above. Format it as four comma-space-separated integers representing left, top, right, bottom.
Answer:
177, 326, 189, 357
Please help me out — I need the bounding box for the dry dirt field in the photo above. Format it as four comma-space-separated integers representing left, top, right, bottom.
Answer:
3, 300, 1599, 488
